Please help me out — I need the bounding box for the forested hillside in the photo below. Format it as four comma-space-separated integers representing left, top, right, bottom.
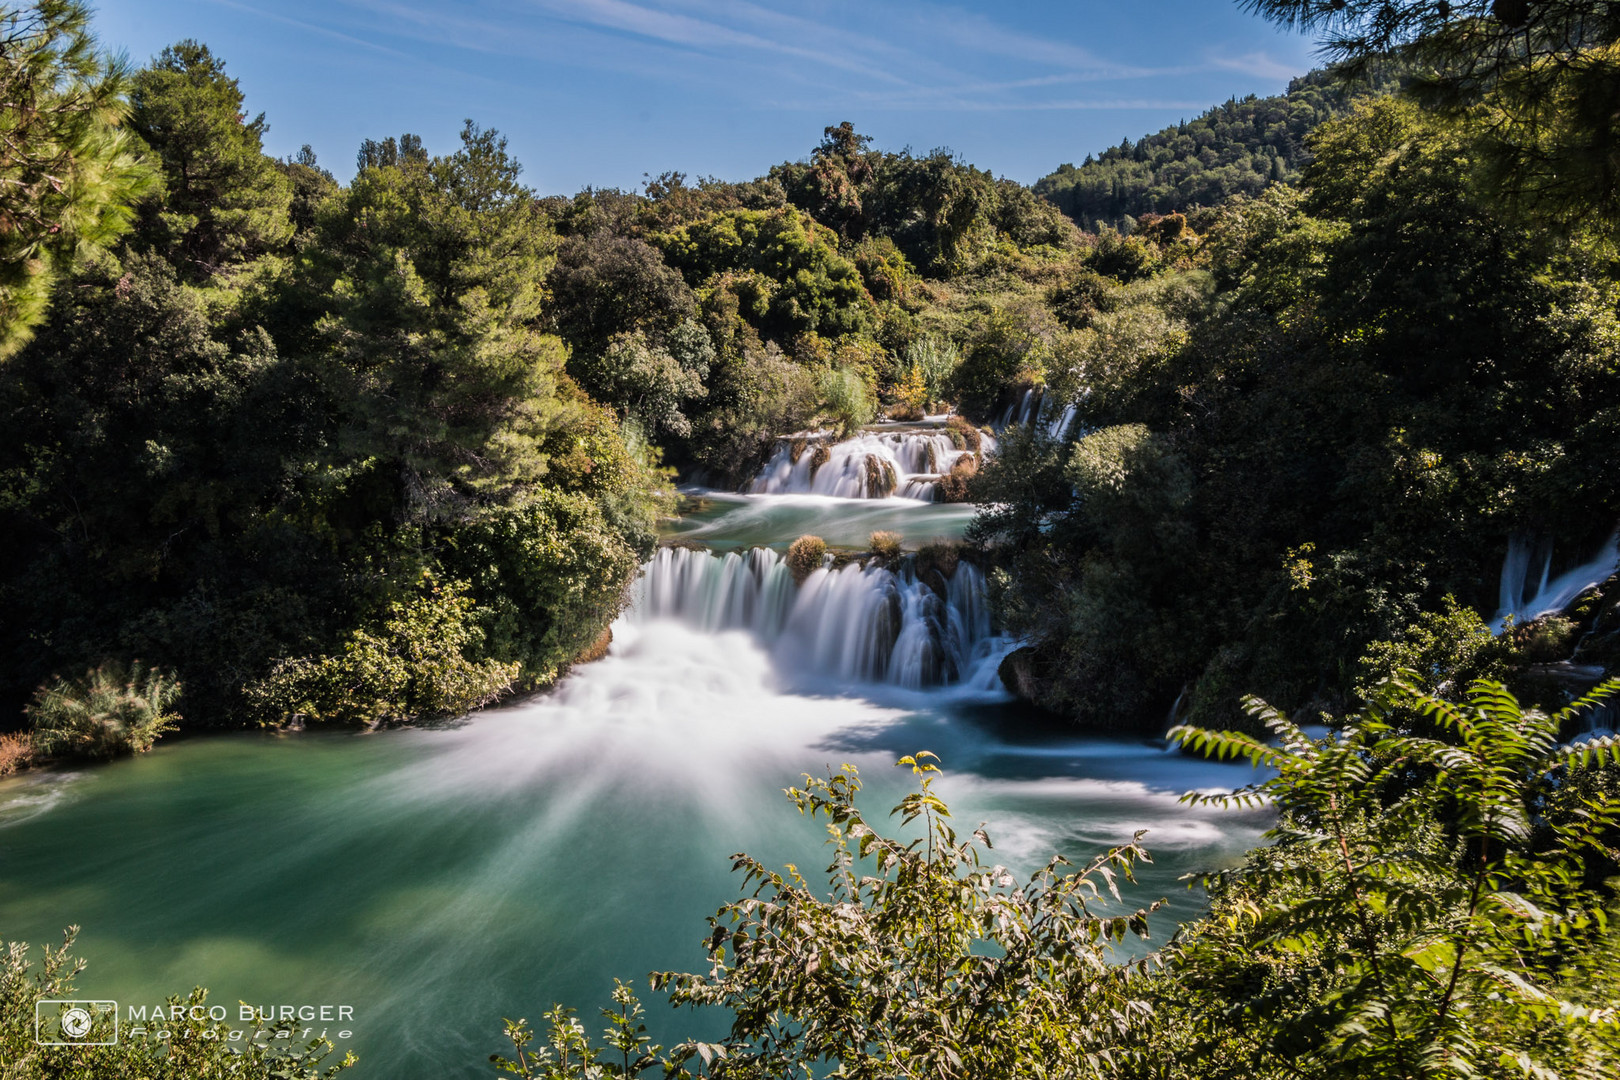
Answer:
3, 3, 1618, 755
1034, 65, 1400, 231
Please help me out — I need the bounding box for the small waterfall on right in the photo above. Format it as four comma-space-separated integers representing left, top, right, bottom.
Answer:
1492, 531, 1620, 631
629, 546, 1011, 690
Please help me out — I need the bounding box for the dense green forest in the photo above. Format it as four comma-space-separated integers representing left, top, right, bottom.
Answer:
5, 0, 1620, 1076
1033, 65, 1400, 232
3, 0, 1619, 747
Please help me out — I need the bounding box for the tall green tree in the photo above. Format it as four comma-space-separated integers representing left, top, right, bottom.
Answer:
129, 38, 292, 276
0, 0, 154, 358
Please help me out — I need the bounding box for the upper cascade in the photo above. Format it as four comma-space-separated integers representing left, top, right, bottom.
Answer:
629, 545, 1007, 690
749, 427, 989, 500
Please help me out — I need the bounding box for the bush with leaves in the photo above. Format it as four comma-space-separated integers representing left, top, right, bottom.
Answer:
652, 754, 1162, 1080
496, 755, 1161, 1080
815, 366, 876, 436
26, 661, 179, 759
1162, 677, 1620, 1080
244, 577, 517, 727
2, 927, 353, 1079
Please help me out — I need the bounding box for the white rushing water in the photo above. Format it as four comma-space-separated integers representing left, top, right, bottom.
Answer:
749, 429, 986, 500
1493, 531, 1620, 631
632, 545, 1011, 692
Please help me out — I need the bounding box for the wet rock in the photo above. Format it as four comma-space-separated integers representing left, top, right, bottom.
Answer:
945, 415, 980, 453
998, 646, 1049, 703
915, 542, 961, 600
808, 444, 831, 482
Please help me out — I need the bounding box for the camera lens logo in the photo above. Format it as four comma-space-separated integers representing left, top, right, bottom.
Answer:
61, 1008, 93, 1038
36, 1000, 118, 1046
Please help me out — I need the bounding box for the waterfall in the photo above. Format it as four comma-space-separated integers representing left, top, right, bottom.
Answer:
1493, 531, 1620, 631
996, 388, 1041, 431
993, 388, 1079, 443
1047, 402, 1078, 442
749, 430, 977, 500
631, 546, 1006, 689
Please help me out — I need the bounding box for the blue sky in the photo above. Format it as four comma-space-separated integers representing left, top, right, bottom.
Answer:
94, 0, 1321, 195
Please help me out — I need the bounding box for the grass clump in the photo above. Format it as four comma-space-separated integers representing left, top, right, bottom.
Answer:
0, 733, 34, 776
26, 662, 180, 760
869, 531, 903, 560
786, 535, 828, 583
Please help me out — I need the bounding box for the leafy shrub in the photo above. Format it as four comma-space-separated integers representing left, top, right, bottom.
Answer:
888, 364, 927, 421
902, 334, 959, 403
2, 927, 352, 1078
947, 310, 1051, 423
245, 579, 517, 727
868, 530, 902, 559
498, 756, 1160, 1079
1357, 595, 1513, 698
816, 367, 876, 435
1509, 614, 1581, 664
652, 755, 1161, 1078
1168, 679, 1620, 1079
440, 490, 644, 688
785, 535, 827, 583
26, 662, 180, 760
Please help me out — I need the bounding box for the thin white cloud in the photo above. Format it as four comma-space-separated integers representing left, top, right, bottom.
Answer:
244, 0, 1312, 121
1205, 49, 1304, 81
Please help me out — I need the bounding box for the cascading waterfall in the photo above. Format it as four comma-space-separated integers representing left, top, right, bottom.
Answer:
997, 388, 1042, 431
630, 545, 1009, 689
750, 429, 985, 500
994, 387, 1079, 442
1493, 531, 1620, 631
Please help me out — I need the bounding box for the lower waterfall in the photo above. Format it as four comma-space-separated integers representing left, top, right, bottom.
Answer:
630, 545, 1009, 690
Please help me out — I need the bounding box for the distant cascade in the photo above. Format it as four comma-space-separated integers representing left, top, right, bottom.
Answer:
749, 429, 982, 500
996, 387, 1042, 431
994, 387, 1079, 442
630, 546, 1006, 688
1493, 531, 1620, 632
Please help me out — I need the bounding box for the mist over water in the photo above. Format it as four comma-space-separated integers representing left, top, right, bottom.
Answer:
0, 422, 1271, 1080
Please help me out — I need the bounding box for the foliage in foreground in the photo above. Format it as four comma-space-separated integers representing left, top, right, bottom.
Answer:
498, 681, 1620, 1080
0, 0, 155, 359
1159, 677, 1620, 1079
497, 753, 1161, 1080
0, 928, 352, 1079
